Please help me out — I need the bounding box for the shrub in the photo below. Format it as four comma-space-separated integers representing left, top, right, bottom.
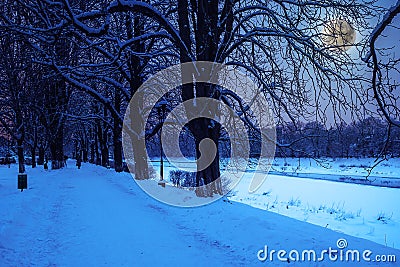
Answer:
169, 170, 197, 187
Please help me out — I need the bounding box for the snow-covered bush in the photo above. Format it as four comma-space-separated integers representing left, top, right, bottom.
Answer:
169, 170, 197, 187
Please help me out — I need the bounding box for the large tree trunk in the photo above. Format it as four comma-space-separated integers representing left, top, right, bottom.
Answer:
48, 95, 65, 170
48, 31, 69, 169
189, 117, 222, 196
128, 104, 149, 179
178, 0, 223, 196
131, 135, 149, 179
126, 13, 149, 179
129, 90, 149, 179
50, 128, 64, 169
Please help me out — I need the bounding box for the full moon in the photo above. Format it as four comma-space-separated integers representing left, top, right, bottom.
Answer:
322, 19, 356, 51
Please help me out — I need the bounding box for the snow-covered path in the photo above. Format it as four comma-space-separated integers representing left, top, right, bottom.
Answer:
1, 165, 227, 266
0, 162, 399, 266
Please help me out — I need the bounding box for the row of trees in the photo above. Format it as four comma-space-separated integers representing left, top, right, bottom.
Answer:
0, 0, 399, 196
275, 118, 400, 158
146, 117, 400, 160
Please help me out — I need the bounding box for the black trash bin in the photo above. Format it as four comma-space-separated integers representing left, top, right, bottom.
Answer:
18, 173, 28, 192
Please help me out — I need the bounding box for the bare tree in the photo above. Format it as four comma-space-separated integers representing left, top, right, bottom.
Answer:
0, 2, 35, 173
1, 0, 395, 197
363, 0, 400, 127
174, 0, 379, 196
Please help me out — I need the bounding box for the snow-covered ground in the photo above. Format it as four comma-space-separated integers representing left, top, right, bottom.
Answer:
227, 158, 400, 251
0, 160, 399, 266
155, 157, 400, 249
229, 174, 400, 249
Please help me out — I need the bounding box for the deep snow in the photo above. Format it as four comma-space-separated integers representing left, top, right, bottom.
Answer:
152, 157, 400, 249
0, 160, 399, 266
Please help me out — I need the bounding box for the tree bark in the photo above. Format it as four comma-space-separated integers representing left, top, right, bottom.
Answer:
47, 31, 69, 169
31, 126, 38, 168
125, 13, 149, 179
113, 87, 123, 172
178, 0, 223, 196
17, 138, 25, 174
38, 145, 45, 165
50, 128, 64, 169
31, 147, 36, 168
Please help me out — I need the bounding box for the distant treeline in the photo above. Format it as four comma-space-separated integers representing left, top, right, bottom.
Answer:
1, 117, 398, 162
147, 117, 400, 159
274, 118, 400, 158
